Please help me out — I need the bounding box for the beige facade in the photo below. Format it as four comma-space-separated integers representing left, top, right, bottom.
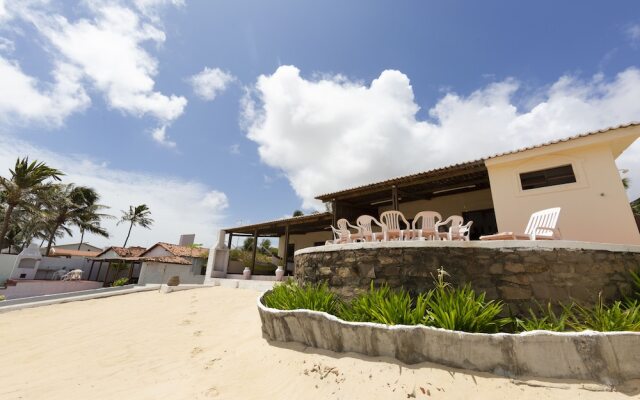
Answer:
379, 188, 494, 220
278, 230, 333, 257
486, 125, 640, 245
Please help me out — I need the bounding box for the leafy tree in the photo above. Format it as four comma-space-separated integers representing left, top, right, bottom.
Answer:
292, 210, 304, 217
118, 204, 154, 247
0, 158, 63, 252
242, 237, 255, 251
261, 239, 272, 249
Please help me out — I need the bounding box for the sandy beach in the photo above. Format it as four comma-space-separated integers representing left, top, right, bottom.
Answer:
0, 286, 638, 400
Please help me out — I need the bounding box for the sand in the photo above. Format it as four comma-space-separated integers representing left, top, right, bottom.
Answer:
0, 286, 638, 400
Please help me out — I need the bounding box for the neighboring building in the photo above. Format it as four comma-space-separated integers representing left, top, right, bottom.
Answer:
87, 246, 147, 285
45, 243, 102, 253
221, 123, 640, 275
137, 241, 208, 285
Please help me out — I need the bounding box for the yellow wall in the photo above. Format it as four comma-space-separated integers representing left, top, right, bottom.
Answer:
379, 188, 494, 220
278, 230, 333, 256
486, 141, 640, 245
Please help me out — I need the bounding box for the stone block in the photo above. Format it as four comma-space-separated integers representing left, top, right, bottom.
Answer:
318, 266, 332, 276
488, 263, 503, 275
499, 285, 532, 300
504, 263, 525, 273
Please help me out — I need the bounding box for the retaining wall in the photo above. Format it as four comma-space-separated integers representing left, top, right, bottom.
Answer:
295, 240, 640, 312
258, 294, 640, 385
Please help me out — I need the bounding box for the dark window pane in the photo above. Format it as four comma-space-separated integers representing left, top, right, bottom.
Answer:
520, 164, 576, 190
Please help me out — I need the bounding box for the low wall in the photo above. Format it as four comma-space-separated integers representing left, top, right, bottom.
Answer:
295, 240, 640, 312
138, 262, 205, 285
258, 295, 640, 385
0, 280, 103, 300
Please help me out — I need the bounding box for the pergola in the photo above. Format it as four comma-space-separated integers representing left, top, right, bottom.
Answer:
224, 212, 333, 274
86, 257, 142, 286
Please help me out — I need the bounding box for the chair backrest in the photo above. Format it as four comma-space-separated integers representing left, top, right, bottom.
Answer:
412, 211, 443, 230
524, 207, 561, 238
379, 211, 410, 231
336, 218, 350, 232
356, 215, 382, 234
330, 225, 349, 241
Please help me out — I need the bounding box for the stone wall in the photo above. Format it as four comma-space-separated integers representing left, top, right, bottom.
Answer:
294, 241, 640, 312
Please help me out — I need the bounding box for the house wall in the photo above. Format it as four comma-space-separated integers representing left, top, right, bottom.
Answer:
0, 280, 103, 300
142, 246, 173, 257
0, 254, 18, 284
379, 188, 494, 220
278, 231, 333, 257
138, 262, 205, 285
50, 243, 102, 252
487, 142, 640, 245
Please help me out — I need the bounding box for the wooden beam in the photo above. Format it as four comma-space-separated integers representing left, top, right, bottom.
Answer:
88, 260, 95, 280
227, 233, 233, 249
103, 262, 110, 287
127, 261, 134, 281
282, 224, 290, 275
331, 200, 337, 227
391, 185, 399, 211
251, 229, 258, 274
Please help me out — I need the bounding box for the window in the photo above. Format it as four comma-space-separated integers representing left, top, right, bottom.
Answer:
519, 164, 576, 190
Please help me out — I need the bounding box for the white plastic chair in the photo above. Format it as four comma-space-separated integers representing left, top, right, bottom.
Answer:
379, 211, 411, 241
326, 218, 352, 244
411, 211, 443, 240
62, 269, 83, 281
435, 216, 473, 241
480, 207, 562, 240
352, 215, 384, 242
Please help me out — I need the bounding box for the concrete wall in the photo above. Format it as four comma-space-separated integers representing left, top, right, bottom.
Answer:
258, 296, 640, 385
142, 246, 172, 257
138, 261, 205, 285
379, 188, 494, 220
0, 280, 103, 300
0, 254, 18, 284
486, 134, 640, 245
295, 241, 640, 313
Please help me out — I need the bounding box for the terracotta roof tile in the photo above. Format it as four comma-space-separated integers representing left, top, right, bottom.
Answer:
96, 246, 147, 258
142, 255, 192, 265
50, 248, 100, 258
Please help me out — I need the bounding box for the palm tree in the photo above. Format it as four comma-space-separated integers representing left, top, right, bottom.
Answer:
70, 190, 112, 250
118, 204, 154, 247
0, 158, 63, 252
42, 184, 103, 256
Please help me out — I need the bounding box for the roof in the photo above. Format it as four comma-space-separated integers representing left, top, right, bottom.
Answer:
95, 246, 147, 258
225, 212, 333, 235
49, 248, 99, 258
316, 122, 640, 201
142, 255, 192, 265
140, 242, 209, 258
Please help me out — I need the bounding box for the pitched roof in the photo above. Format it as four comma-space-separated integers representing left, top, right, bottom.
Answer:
96, 246, 147, 258
142, 255, 192, 265
49, 248, 100, 258
224, 212, 333, 235
315, 122, 640, 201
140, 242, 209, 258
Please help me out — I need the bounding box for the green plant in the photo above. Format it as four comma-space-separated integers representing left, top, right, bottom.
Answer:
629, 269, 640, 300
263, 280, 342, 314
514, 302, 569, 332
565, 295, 640, 332
0, 294, 5, 301
111, 277, 129, 287
424, 268, 506, 333
338, 282, 428, 325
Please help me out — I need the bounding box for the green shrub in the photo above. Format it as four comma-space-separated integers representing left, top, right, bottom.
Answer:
566, 295, 640, 332
338, 282, 428, 325
0, 294, 5, 301
263, 280, 342, 314
423, 269, 505, 333
514, 302, 569, 332
629, 269, 640, 301
111, 277, 129, 287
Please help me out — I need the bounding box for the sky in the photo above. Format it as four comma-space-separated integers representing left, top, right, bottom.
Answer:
1, 0, 639, 248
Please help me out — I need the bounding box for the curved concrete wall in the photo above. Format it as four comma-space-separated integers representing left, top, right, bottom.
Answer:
258, 294, 640, 385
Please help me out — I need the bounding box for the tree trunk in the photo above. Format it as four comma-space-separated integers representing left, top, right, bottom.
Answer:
0, 204, 15, 252
77, 229, 85, 250
45, 224, 61, 256
123, 221, 134, 247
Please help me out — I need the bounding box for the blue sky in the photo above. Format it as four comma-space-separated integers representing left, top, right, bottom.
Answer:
1, 0, 639, 247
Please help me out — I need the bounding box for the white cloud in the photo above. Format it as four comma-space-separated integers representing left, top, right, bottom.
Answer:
0, 134, 228, 248
243, 65, 640, 209
189, 67, 235, 101
0, 37, 14, 53
628, 24, 640, 46
0, 57, 90, 126
151, 124, 175, 147
0, 0, 186, 145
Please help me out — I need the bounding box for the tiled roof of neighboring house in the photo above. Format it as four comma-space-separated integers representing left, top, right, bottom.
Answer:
49, 248, 100, 258
140, 242, 209, 258
315, 122, 640, 201
142, 256, 192, 265
96, 246, 147, 258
